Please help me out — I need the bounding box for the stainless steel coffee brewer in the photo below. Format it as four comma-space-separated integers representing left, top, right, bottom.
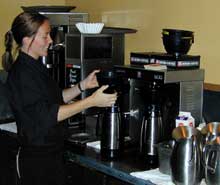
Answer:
114, 65, 204, 161
39, 12, 88, 89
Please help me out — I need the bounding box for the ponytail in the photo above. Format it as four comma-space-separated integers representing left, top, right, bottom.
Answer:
2, 31, 14, 72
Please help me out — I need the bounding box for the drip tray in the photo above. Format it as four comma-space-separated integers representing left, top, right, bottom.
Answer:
68, 132, 96, 145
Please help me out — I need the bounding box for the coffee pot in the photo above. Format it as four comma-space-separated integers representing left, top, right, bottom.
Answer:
171, 126, 203, 185
140, 104, 163, 159
97, 69, 126, 159
100, 103, 123, 159
139, 82, 163, 163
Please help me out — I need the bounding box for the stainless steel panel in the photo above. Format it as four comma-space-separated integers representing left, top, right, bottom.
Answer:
40, 12, 88, 27
164, 69, 205, 83
179, 81, 203, 124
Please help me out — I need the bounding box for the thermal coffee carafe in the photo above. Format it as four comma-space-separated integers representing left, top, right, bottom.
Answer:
101, 104, 123, 159
140, 105, 163, 154
140, 82, 163, 162
98, 70, 125, 159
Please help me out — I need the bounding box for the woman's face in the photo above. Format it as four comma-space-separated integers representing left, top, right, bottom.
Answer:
23, 20, 53, 59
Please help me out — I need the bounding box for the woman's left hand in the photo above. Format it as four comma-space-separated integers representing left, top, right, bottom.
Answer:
80, 69, 100, 90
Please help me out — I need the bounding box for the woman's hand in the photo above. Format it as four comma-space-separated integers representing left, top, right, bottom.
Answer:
89, 85, 117, 107
80, 70, 100, 91
58, 85, 117, 121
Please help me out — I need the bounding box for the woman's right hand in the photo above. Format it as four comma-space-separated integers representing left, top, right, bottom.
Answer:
89, 85, 117, 107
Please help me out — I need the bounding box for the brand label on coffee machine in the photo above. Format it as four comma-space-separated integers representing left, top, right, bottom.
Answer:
175, 111, 195, 127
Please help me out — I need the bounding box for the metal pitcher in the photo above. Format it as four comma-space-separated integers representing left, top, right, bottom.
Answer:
171, 126, 203, 185
101, 104, 123, 159
203, 140, 220, 185
140, 104, 163, 157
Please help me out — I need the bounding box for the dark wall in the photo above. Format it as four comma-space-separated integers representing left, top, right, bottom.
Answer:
203, 89, 220, 123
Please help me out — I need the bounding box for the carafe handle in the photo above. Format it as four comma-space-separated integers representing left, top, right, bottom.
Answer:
204, 145, 220, 174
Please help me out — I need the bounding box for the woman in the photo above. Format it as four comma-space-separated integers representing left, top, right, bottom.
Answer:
3, 12, 117, 185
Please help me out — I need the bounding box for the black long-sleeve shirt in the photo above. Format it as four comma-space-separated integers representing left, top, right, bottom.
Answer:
6, 52, 66, 147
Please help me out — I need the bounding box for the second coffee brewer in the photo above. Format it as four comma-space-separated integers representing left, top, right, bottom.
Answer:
114, 65, 204, 164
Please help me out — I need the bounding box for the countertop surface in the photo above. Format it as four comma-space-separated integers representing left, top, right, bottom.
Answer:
65, 137, 159, 185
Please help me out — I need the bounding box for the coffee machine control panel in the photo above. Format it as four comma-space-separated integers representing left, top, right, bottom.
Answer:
115, 65, 165, 84
65, 64, 81, 87
114, 65, 204, 84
